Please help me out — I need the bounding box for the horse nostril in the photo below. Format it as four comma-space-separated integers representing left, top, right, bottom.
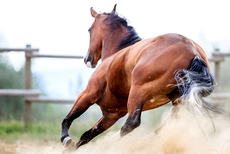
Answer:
84, 56, 91, 64
84, 56, 95, 68
84, 58, 87, 64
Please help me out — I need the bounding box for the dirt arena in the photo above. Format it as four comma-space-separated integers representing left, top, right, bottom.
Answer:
1, 105, 230, 154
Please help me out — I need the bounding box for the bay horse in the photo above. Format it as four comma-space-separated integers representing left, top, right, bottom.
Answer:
61, 4, 221, 152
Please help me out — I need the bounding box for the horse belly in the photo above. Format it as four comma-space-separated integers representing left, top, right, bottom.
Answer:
143, 95, 170, 111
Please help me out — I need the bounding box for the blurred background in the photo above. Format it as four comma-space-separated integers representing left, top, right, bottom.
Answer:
0, 0, 230, 149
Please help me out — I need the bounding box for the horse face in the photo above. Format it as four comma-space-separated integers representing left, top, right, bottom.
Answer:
84, 5, 117, 68
84, 8, 103, 68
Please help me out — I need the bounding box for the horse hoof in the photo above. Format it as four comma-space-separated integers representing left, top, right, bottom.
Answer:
62, 137, 77, 153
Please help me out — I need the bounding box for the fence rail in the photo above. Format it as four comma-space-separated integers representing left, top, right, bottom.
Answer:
0, 89, 40, 96
0, 47, 39, 52
25, 97, 75, 104
212, 52, 230, 57
28, 54, 84, 59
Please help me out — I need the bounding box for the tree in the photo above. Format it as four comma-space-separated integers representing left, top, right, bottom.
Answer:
0, 55, 25, 120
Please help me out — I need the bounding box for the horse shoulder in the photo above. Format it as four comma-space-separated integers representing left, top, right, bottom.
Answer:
85, 60, 109, 100
104, 50, 132, 99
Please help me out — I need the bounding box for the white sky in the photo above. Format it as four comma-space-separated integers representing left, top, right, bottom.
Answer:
0, 0, 230, 71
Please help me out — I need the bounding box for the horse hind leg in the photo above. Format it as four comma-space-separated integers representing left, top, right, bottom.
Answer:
120, 86, 147, 137
120, 104, 143, 137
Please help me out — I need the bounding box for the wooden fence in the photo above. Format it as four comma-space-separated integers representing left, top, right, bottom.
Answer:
0, 45, 82, 128
0, 45, 230, 128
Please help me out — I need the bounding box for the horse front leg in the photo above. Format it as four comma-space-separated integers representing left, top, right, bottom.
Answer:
75, 111, 126, 149
62, 111, 126, 153
61, 91, 95, 147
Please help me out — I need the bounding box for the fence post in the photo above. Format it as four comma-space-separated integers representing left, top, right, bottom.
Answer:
24, 44, 32, 128
214, 48, 221, 92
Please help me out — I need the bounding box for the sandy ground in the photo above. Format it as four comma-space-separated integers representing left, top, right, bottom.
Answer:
1, 105, 230, 154
0, 140, 63, 154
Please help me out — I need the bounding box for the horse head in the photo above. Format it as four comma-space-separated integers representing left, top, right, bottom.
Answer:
84, 4, 141, 68
84, 5, 117, 68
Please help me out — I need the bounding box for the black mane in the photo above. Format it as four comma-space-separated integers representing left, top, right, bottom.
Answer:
103, 12, 142, 51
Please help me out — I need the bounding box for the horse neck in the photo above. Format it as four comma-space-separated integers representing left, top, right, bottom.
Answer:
101, 34, 123, 60
101, 28, 141, 61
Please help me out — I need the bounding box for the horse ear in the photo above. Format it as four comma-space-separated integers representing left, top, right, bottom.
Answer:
111, 4, 117, 14
90, 7, 98, 17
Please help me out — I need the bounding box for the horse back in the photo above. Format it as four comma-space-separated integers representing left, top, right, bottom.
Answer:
129, 33, 208, 75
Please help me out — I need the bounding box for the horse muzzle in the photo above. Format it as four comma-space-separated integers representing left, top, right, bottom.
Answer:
84, 56, 97, 68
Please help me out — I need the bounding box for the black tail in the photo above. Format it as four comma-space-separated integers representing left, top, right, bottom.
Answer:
174, 57, 230, 117
175, 56, 215, 98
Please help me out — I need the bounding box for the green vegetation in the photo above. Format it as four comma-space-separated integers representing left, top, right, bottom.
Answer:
0, 120, 60, 143
0, 54, 62, 122
0, 55, 25, 120
0, 117, 122, 144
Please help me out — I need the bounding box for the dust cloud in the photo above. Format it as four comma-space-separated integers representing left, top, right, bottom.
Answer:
76, 105, 230, 154
12, 105, 230, 154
